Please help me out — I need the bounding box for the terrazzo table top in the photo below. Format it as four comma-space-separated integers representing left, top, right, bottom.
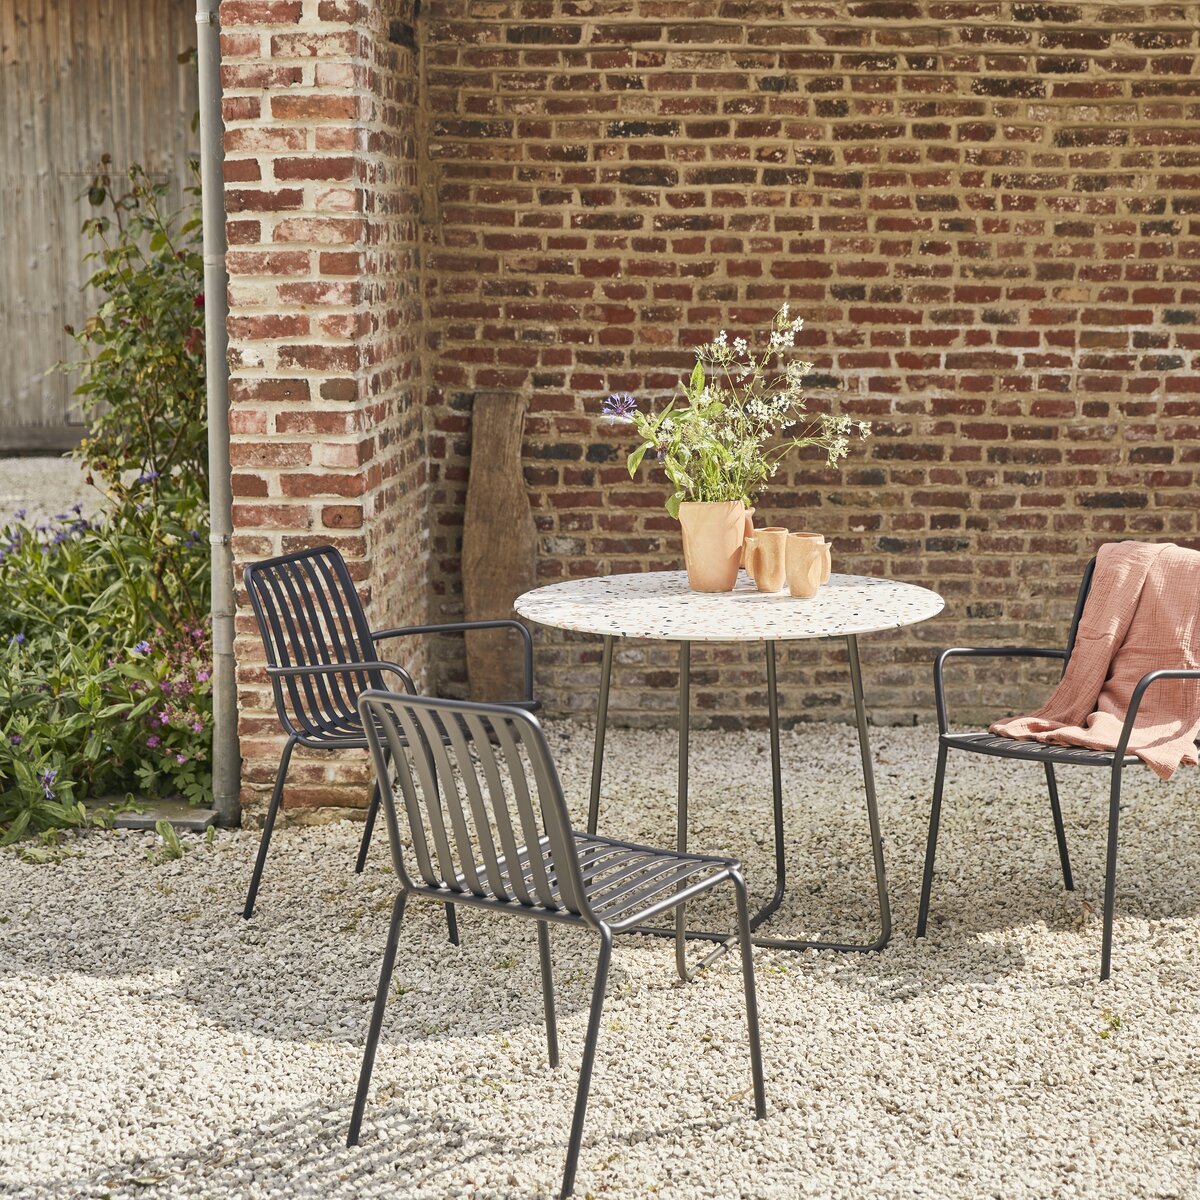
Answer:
514, 570, 945, 642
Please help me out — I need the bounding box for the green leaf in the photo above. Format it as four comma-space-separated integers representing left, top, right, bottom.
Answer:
626, 442, 651, 478
689, 359, 705, 399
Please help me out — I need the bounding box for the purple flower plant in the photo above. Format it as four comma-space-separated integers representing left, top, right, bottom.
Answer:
38, 768, 57, 799
146, 735, 161, 749
602, 393, 637, 421
133, 640, 151, 655
9, 734, 21, 745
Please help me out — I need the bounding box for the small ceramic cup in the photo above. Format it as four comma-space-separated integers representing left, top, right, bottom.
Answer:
744, 527, 788, 593
789, 531, 831, 585
786, 533, 824, 599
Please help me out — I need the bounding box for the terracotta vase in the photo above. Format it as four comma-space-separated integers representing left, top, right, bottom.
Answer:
743, 527, 789, 593
678, 500, 747, 592
786, 533, 824, 599
739, 506, 756, 567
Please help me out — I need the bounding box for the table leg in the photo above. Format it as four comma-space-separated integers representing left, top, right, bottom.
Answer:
674, 641, 691, 980
586, 635, 614, 836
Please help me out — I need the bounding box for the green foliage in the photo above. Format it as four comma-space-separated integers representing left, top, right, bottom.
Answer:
0, 163, 211, 842
153, 819, 187, 863
609, 305, 871, 518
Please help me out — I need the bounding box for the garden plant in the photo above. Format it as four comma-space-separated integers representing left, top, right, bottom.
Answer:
0, 162, 211, 841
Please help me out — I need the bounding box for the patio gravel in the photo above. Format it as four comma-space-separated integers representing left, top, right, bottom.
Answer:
2, 719, 1199, 1199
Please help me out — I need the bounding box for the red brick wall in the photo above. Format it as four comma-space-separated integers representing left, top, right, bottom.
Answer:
221, 0, 429, 816
421, 0, 1200, 730
222, 0, 1200, 814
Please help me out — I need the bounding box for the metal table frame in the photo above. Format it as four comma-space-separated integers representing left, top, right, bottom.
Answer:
585, 634, 890, 980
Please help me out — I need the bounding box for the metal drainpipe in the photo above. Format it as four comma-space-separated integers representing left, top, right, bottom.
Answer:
196, 0, 241, 826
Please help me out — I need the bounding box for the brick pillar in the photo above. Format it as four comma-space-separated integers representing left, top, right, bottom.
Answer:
221, 0, 428, 819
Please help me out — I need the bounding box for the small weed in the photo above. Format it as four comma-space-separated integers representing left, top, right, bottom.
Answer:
393, 982, 413, 997
205, 825, 216, 849
496, 954, 518, 969
152, 820, 187, 864
15, 829, 77, 865
1098, 1008, 1122, 1040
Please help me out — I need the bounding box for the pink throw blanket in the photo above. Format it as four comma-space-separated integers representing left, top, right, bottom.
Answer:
990, 541, 1200, 780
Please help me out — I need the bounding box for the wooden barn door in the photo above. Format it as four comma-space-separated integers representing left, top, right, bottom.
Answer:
0, 0, 198, 452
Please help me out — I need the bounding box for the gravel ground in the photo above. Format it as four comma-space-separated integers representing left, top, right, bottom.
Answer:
0, 456, 98, 525
2, 719, 1200, 1200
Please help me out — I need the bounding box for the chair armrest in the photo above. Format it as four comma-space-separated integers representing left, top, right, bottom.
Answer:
371, 619, 535, 703
934, 647, 1067, 735
1113, 668, 1200, 760
268, 660, 417, 693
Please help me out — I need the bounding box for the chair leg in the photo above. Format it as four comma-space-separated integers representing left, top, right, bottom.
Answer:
537, 921, 559, 1068
354, 777, 381, 875
1044, 763, 1074, 892
560, 926, 612, 1200
731, 870, 766, 1119
915, 743, 948, 938
1100, 767, 1122, 982
242, 737, 296, 919
347, 891, 409, 1146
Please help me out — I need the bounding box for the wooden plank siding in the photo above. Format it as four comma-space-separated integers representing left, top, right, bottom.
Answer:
0, 0, 198, 451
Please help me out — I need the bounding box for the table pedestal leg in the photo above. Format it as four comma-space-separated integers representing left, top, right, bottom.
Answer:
647, 634, 893, 972
674, 641, 691, 980
586, 635, 614, 836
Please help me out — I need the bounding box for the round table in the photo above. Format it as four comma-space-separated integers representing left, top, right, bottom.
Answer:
515, 570, 944, 976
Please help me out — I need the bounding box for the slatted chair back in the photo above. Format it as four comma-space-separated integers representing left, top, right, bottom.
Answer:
245, 546, 381, 739
1062, 557, 1098, 665
359, 691, 589, 921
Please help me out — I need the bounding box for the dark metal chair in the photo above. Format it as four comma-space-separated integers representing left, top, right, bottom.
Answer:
241, 545, 536, 934
917, 556, 1200, 980
348, 690, 766, 1199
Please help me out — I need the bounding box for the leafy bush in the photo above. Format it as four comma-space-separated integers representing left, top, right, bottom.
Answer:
0, 163, 211, 842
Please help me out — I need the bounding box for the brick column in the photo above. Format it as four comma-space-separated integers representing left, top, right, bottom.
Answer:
221, 0, 428, 818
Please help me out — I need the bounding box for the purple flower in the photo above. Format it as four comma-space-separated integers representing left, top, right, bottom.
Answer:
133, 641, 151, 655
10, 633, 25, 645
38, 768, 57, 799
191, 720, 203, 733
135, 469, 161, 486
159, 681, 172, 694
602, 392, 637, 421
70, 502, 83, 515
9, 734, 21, 745
176, 753, 188, 765
146, 735, 161, 749
196, 670, 210, 683
158, 709, 170, 723
13, 508, 25, 521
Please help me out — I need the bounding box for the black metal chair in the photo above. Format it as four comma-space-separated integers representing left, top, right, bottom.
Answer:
348, 689, 766, 1199
917, 557, 1200, 980
241, 545, 537, 934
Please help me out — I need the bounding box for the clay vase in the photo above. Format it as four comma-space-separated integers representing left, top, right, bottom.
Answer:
678, 500, 747, 592
743, 527, 789, 593
791, 531, 831, 585
739, 506, 756, 567
786, 533, 824, 599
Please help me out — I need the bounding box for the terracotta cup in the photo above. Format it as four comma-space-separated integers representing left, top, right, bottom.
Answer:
786, 533, 824, 599
743, 527, 788, 593
790, 531, 831, 584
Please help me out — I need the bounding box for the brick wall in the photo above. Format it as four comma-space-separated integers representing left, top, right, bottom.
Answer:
221, 0, 429, 816
221, 0, 1200, 815
421, 0, 1200, 731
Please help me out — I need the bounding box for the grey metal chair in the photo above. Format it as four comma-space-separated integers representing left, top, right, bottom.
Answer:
347, 690, 766, 1198
241, 544, 536, 934
917, 556, 1200, 980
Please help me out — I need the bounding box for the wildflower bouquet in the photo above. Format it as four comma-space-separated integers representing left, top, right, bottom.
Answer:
604, 305, 869, 517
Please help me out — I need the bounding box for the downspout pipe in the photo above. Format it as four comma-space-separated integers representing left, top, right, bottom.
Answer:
196, 0, 241, 826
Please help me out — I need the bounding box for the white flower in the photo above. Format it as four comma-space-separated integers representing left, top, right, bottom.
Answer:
734, 336, 748, 355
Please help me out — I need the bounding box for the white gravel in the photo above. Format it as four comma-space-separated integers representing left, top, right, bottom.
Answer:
2, 719, 1200, 1199
0, 456, 98, 525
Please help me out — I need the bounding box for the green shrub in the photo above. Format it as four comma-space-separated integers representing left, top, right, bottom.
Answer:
0, 163, 211, 842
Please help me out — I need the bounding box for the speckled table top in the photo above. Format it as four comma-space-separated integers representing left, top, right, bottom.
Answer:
514, 570, 945, 643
